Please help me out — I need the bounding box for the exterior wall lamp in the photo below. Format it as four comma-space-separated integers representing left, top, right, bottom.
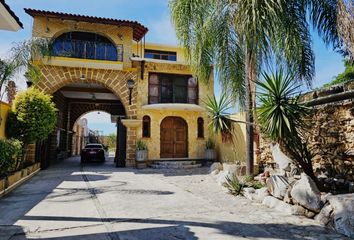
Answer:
127, 79, 135, 105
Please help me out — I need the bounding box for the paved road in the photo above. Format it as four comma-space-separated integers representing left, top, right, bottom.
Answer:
0, 157, 349, 240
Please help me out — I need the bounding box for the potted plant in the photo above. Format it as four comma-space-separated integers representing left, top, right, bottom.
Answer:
205, 138, 216, 161
136, 139, 148, 162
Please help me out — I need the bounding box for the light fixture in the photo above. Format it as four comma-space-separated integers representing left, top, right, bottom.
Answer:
91, 93, 96, 101
45, 27, 50, 33
80, 74, 86, 80
126, 79, 135, 105
118, 34, 123, 40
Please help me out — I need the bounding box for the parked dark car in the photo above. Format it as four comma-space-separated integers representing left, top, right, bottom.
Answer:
81, 144, 106, 163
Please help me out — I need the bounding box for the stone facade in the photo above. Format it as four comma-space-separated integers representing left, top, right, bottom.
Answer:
259, 81, 354, 180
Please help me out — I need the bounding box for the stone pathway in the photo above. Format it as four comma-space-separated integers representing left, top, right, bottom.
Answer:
0, 157, 350, 239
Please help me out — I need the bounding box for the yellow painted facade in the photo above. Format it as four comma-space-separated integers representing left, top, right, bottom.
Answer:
30, 11, 214, 163
0, 102, 10, 139
215, 113, 247, 163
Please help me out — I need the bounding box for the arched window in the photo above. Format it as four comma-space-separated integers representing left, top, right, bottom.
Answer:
142, 115, 151, 138
52, 31, 122, 61
197, 117, 204, 138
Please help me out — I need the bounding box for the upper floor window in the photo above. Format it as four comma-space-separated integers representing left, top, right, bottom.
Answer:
144, 49, 177, 61
148, 73, 198, 104
52, 32, 123, 61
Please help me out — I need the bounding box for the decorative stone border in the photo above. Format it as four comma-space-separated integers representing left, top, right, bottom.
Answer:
0, 162, 41, 197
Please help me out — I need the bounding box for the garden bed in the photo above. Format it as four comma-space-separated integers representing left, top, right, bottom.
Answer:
0, 162, 40, 197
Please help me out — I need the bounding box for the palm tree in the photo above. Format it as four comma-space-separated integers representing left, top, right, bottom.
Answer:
170, 0, 341, 175
0, 38, 51, 100
338, 0, 354, 57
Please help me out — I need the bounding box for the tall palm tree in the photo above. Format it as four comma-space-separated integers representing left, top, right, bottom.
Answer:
338, 0, 354, 57
170, 0, 341, 175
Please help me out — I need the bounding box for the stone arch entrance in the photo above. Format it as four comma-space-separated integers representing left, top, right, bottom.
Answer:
35, 69, 136, 168
36, 65, 137, 118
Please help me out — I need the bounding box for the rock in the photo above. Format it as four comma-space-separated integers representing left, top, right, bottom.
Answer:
210, 169, 220, 176
216, 170, 233, 186
291, 205, 307, 216
315, 204, 334, 227
283, 183, 294, 204
327, 193, 354, 238
290, 173, 322, 212
305, 210, 316, 218
266, 175, 290, 199
243, 187, 256, 201
262, 196, 293, 215
255, 187, 270, 202
222, 163, 247, 176
209, 162, 223, 173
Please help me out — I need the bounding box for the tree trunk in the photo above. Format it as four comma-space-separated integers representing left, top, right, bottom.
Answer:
245, 49, 257, 175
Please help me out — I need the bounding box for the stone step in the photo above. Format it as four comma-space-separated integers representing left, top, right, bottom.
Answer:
154, 161, 197, 166
149, 162, 202, 169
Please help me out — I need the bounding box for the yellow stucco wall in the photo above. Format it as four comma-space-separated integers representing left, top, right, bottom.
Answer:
0, 101, 10, 139
216, 113, 247, 163
134, 60, 214, 160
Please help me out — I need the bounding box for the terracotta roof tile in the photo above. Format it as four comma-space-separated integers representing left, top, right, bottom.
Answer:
24, 8, 148, 41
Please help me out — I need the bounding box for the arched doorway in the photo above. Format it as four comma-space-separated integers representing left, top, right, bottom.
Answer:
36, 82, 127, 168
160, 117, 188, 158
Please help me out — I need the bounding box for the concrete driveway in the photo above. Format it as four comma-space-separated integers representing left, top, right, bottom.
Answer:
0, 157, 348, 240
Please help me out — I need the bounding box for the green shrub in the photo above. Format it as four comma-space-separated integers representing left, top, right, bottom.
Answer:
223, 175, 244, 196
205, 138, 215, 149
0, 139, 22, 177
6, 88, 57, 169
6, 88, 57, 144
136, 139, 148, 151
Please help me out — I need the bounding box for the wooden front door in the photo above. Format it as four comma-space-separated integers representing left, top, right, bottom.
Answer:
160, 117, 188, 158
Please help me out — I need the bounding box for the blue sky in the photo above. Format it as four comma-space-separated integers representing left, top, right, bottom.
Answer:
1, 0, 346, 134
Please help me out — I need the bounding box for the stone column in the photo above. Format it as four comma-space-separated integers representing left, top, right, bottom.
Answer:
121, 119, 141, 167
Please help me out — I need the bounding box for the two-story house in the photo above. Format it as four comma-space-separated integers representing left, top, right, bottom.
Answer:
25, 9, 213, 167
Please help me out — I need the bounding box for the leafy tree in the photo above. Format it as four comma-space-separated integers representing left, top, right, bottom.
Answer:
6, 88, 57, 169
324, 59, 354, 87
170, 0, 342, 175
0, 139, 21, 176
257, 70, 322, 189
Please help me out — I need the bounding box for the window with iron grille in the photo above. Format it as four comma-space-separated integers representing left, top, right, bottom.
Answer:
52, 32, 123, 61
148, 73, 198, 104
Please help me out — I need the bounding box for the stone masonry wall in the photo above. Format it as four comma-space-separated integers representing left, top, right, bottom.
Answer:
259, 81, 354, 180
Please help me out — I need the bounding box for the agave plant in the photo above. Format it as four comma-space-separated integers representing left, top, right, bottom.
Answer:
257, 70, 324, 190
257, 69, 308, 142
205, 94, 233, 134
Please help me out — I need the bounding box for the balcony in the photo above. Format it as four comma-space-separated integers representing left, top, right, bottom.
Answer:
44, 31, 124, 70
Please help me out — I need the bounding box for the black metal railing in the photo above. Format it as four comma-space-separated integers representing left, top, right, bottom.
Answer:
53, 39, 123, 62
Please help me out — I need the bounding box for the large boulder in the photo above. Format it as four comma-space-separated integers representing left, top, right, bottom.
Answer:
222, 163, 247, 176
290, 173, 322, 212
263, 196, 293, 215
255, 187, 270, 202
209, 162, 223, 173
327, 193, 354, 238
216, 170, 233, 186
266, 175, 290, 199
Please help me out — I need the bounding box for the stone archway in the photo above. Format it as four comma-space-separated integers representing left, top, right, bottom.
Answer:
36, 65, 137, 118
34, 66, 139, 167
